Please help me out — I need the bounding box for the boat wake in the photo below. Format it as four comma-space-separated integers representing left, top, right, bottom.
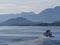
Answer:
8, 37, 60, 45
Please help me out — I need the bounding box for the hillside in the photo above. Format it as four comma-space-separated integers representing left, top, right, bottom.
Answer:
0, 6, 60, 26
0, 6, 60, 23
0, 17, 32, 26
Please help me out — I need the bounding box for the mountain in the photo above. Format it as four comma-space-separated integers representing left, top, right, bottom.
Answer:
0, 17, 60, 26
38, 6, 60, 23
50, 21, 60, 26
0, 17, 32, 26
20, 6, 60, 23
21, 6, 60, 23
0, 6, 60, 25
0, 12, 37, 23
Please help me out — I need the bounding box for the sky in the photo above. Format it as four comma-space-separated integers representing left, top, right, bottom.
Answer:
0, 0, 60, 14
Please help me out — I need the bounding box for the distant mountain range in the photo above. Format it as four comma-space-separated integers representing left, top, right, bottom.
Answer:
0, 17, 60, 26
0, 6, 60, 26
0, 17, 33, 26
38, 6, 60, 23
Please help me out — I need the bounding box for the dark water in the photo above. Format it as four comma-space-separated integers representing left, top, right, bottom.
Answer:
0, 26, 59, 45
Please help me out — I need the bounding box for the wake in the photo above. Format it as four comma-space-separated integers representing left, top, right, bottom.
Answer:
8, 36, 60, 45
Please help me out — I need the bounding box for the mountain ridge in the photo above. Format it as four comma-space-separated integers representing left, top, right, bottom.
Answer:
0, 6, 60, 26
0, 17, 33, 26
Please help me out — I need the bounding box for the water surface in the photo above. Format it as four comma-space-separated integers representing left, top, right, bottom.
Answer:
0, 26, 59, 45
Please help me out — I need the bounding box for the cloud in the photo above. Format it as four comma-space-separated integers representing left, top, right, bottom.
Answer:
0, 0, 59, 14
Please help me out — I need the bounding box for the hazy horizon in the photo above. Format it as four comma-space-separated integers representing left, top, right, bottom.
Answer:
0, 0, 60, 14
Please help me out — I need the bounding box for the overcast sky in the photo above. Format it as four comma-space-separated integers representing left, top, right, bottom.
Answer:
0, 0, 60, 14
